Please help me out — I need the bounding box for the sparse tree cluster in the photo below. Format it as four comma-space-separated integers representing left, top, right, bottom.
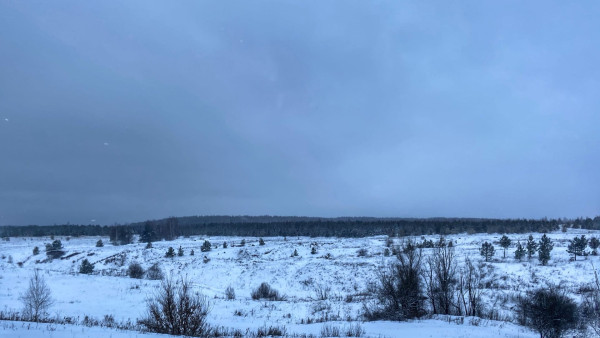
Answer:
45, 239, 65, 259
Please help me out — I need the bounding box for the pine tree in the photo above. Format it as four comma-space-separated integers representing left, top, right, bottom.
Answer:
567, 235, 588, 261
177, 246, 184, 257
201, 240, 211, 252
79, 259, 94, 274
538, 234, 553, 266
499, 235, 511, 258
165, 247, 175, 258
96, 239, 104, 247
291, 249, 299, 257
514, 241, 526, 261
480, 242, 495, 262
590, 237, 600, 256
526, 235, 537, 259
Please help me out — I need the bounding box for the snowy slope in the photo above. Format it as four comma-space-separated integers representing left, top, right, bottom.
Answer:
1, 229, 597, 337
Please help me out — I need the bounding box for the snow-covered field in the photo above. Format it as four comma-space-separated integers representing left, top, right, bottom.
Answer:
1, 229, 598, 337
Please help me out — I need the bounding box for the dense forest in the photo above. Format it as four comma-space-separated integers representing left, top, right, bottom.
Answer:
1, 216, 599, 240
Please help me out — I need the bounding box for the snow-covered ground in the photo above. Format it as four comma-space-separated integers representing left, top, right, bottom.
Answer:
1, 229, 598, 337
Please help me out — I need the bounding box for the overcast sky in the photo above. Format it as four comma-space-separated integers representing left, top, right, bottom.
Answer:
1, 1, 599, 225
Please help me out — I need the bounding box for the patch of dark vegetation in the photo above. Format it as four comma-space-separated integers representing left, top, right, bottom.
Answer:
251, 282, 286, 301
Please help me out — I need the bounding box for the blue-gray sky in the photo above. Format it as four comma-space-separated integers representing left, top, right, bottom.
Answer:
1, 1, 599, 225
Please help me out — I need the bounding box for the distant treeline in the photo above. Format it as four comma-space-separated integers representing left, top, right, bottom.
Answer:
1, 216, 599, 240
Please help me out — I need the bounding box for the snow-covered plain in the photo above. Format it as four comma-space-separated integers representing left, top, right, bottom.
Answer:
1, 229, 598, 337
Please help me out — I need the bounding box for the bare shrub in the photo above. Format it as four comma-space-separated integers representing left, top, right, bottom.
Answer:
517, 286, 578, 338
128, 262, 145, 279
139, 277, 210, 336
225, 286, 236, 300
254, 325, 286, 336
581, 268, 600, 336
251, 282, 285, 301
320, 323, 341, 337
365, 240, 425, 320
344, 323, 365, 337
321, 323, 365, 337
422, 239, 457, 315
456, 257, 484, 317
313, 284, 332, 300
20, 269, 53, 322
146, 263, 163, 280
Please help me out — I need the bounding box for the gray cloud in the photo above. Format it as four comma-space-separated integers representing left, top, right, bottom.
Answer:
1, 1, 599, 225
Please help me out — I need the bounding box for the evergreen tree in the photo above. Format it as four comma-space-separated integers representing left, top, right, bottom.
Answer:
177, 246, 184, 256
190, 249, 195, 256
165, 247, 175, 258
51, 240, 63, 250
33, 246, 39, 255
514, 241, 526, 261
291, 249, 299, 257
201, 240, 211, 252
538, 234, 553, 266
96, 239, 104, 247
590, 237, 600, 256
79, 259, 94, 274
45, 240, 64, 259
526, 235, 537, 259
499, 235, 511, 258
567, 235, 588, 261
139, 221, 156, 243
259, 238, 265, 246
480, 242, 495, 262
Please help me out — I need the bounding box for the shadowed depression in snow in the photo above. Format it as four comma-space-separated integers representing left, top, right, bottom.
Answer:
0, 1, 599, 225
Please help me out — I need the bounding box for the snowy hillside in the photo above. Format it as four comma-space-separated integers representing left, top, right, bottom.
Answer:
1, 229, 598, 337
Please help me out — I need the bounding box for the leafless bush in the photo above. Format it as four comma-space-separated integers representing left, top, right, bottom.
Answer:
251, 282, 285, 301
581, 268, 600, 336
127, 262, 145, 279
313, 284, 332, 300
344, 323, 365, 337
422, 238, 457, 315
20, 269, 53, 322
254, 325, 286, 337
365, 240, 425, 320
517, 285, 578, 338
225, 286, 236, 300
320, 323, 341, 337
320, 323, 365, 337
456, 257, 484, 317
146, 263, 163, 280
139, 277, 210, 336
